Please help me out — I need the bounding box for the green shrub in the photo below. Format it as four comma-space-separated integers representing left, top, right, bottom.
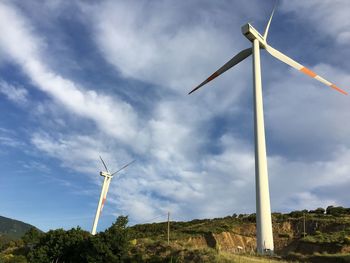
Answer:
27, 216, 130, 263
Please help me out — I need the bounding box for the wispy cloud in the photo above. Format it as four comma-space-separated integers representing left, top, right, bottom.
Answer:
30, 132, 126, 175
0, 0, 349, 230
282, 1, 350, 45
0, 135, 23, 148
0, 128, 25, 148
0, 1, 138, 143
0, 80, 28, 104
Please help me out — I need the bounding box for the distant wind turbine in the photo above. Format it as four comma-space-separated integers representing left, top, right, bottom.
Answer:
189, 3, 347, 254
91, 156, 135, 235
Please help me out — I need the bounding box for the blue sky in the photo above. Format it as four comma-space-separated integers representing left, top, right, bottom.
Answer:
1, 0, 350, 233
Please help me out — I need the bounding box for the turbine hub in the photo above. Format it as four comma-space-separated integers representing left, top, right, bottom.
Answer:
241, 23, 266, 47
100, 171, 111, 177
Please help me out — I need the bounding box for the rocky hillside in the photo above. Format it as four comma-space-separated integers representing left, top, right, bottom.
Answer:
129, 207, 350, 262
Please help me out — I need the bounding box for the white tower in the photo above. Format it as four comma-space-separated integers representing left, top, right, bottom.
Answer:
91, 157, 135, 235
189, 4, 346, 254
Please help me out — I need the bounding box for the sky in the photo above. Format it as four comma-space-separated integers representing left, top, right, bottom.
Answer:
0, 0, 350, 233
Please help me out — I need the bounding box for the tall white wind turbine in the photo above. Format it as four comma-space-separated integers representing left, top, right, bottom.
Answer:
91, 157, 135, 235
189, 4, 347, 254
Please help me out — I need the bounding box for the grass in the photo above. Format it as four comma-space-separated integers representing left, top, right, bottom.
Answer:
302, 230, 350, 244
217, 252, 291, 263
287, 251, 350, 263
130, 239, 293, 263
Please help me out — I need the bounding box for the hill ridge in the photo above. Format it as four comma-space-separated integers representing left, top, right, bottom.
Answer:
0, 215, 39, 240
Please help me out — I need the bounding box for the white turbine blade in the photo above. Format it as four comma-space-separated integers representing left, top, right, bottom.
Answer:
265, 44, 348, 95
99, 155, 109, 173
91, 176, 108, 235
111, 160, 135, 176
188, 48, 252, 94
103, 178, 111, 199
263, 1, 278, 40
100, 178, 111, 212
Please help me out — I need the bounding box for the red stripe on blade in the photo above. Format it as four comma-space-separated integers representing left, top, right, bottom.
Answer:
207, 72, 219, 82
330, 84, 348, 95
300, 67, 317, 78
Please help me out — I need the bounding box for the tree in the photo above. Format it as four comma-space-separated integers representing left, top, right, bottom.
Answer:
103, 216, 130, 262
27, 227, 90, 263
81, 216, 130, 263
326, 206, 348, 216
25, 216, 130, 262
289, 210, 303, 218
22, 228, 43, 248
312, 208, 325, 215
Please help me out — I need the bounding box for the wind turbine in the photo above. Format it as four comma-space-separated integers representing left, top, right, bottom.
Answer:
91, 156, 135, 235
189, 4, 347, 254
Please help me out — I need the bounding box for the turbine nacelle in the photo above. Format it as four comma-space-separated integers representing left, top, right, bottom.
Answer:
100, 171, 112, 178
241, 23, 266, 47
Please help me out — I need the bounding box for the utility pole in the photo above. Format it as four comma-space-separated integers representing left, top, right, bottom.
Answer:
167, 211, 170, 245
303, 213, 306, 238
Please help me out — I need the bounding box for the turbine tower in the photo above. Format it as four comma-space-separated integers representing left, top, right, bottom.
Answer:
91, 156, 135, 235
189, 4, 347, 254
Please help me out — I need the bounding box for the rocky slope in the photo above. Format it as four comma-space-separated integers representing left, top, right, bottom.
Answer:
130, 212, 350, 261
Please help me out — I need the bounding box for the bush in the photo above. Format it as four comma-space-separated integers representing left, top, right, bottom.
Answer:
315, 207, 326, 214
26, 216, 130, 263
245, 213, 256, 223
289, 210, 304, 218
22, 228, 43, 248
0, 254, 28, 263
326, 206, 350, 216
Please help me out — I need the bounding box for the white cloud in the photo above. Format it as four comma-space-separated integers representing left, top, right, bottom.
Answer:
85, 0, 257, 101
31, 1, 350, 224
0, 80, 28, 104
31, 132, 133, 176
0, 135, 23, 148
268, 146, 350, 212
0, 1, 138, 143
264, 62, 350, 161
281, 1, 350, 45
1, 0, 350, 230
0, 127, 25, 148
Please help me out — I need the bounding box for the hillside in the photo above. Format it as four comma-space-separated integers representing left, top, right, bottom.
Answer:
129, 207, 350, 262
1, 207, 350, 262
0, 215, 38, 240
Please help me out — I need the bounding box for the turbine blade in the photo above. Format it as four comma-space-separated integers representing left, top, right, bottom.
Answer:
111, 160, 136, 176
100, 178, 111, 212
263, 1, 278, 40
103, 179, 111, 199
188, 48, 252, 94
265, 44, 348, 95
99, 156, 109, 173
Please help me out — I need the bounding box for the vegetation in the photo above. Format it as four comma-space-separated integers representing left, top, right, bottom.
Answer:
128, 241, 288, 263
302, 230, 350, 244
130, 215, 243, 240
1, 207, 350, 262
0, 216, 130, 263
